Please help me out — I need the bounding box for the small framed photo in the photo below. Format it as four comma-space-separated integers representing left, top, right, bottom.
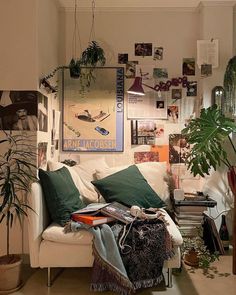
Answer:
118, 53, 128, 64
154, 47, 163, 60
135, 43, 152, 56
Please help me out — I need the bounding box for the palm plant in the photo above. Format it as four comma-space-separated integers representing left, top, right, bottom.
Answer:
0, 131, 37, 262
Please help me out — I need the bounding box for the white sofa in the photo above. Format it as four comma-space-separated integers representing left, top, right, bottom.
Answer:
27, 159, 183, 288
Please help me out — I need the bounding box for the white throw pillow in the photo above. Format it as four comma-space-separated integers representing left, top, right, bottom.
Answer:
72, 158, 109, 203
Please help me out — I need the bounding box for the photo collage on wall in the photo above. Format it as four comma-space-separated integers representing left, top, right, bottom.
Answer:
117, 40, 200, 183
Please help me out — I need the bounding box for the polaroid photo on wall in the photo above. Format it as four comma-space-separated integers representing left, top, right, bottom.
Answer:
153, 68, 168, 79
201, 64, 212, 77
153, 47, 163, 60
125, 61, 139, 78
172, 89, 182, 100
168, 105, 179, 123
182, 58, 195, 76
187, 81, 197, 96
118, 53, 128, 64
134, 43, 152, 56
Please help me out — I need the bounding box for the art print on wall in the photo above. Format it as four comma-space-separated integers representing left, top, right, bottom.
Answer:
169, 134, 190, 164
182, 58, 195, 76
134, 43, 152, 56
134, 151, 159, 164
153, 47, 163, 60
62, 67, 124, 152
128, 91, 168, 119
0, 90, 38, 131
131, 120, 156, 145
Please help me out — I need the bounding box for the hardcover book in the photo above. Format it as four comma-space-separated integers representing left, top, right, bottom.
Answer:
71, 214, 115, 226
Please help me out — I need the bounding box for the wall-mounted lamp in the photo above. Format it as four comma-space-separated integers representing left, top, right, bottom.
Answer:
127, 77, 145, 96
211, 86, 225, 110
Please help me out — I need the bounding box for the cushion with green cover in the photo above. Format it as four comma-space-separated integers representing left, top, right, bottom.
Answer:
38, 167, 85, 226
91, 165, 166, 208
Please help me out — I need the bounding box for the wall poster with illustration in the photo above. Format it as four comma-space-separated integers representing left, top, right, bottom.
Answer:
62, 67, 124, 152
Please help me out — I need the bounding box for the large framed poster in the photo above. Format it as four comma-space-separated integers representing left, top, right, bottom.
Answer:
62, 67, 124, 152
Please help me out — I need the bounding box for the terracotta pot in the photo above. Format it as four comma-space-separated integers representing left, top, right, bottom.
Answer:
0, 254, 22, 293
183, 249, 199, 267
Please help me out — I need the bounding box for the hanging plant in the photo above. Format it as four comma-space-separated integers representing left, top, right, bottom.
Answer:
79, 41, 106, 93
80, 41, 106, 67
223, 56, 236, 117
69, 58, 81, 79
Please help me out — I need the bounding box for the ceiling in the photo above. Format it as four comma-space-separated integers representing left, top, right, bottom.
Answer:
57, 0, 235, 9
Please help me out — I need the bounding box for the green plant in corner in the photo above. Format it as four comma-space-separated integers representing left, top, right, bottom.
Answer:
182, 236, 219, 269
182, 105, 236, 177
0, 131, 37, 292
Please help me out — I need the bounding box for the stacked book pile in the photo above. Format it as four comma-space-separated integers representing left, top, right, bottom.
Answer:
174, 196, 217, 237
174, 206, 206, 237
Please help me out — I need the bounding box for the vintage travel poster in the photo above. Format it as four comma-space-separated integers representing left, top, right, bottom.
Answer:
62, 67, 124, 152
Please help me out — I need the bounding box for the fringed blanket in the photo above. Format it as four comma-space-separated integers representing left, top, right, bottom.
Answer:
65, 219, 174, 295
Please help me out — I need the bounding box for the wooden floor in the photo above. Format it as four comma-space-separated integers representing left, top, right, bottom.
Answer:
12, 251, 236, 295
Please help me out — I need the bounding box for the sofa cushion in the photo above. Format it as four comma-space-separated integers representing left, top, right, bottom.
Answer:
38, 167, 85, 226
95, 161, 169, 203
92, 165, 166, 208
48, 158, 109, 204
42, 223, 93, 245
72, 158, 109, 203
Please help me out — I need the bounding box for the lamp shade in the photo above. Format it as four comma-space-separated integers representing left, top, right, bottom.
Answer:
127, 77, 145, 96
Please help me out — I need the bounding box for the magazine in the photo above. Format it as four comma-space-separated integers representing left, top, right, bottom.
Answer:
100, 202, 135, 224
72, 203, 110, 216
72, 202, 134, 224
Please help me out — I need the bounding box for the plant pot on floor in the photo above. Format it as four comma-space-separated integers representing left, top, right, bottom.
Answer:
183, 249, 199, 267
0, 254, 23, 294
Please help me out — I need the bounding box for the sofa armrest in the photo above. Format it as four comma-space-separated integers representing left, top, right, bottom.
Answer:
160, 209, 183, 246
28, 182, 51, 267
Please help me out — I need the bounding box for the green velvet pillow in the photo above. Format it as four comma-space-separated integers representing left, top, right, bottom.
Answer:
38, 167, 85, 226
91, 165, 166, 208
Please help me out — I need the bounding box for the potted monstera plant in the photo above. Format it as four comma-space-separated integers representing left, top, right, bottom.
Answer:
0, 131, 37, 293
182, 104, 236, 274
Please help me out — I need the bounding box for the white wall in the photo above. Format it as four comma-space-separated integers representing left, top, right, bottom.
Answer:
0, 0, 37, 89
0, 0, 60, 256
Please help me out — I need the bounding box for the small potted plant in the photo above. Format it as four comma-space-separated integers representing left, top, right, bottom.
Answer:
0, 131, 37, 293
182, 236, 219, 269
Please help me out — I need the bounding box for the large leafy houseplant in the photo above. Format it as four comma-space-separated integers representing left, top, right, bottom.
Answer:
182, 105, 236, 177
182, 104, 236, 274
0, 131, 37, 291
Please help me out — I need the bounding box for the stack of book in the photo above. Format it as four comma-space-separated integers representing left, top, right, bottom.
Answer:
174, 196, 217, 237
174, 206, 206, 237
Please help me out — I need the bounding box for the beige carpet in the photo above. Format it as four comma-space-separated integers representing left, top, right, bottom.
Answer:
12, 253, 236, 295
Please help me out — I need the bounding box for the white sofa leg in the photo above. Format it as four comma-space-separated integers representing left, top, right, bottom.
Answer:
47, 267, 51, 287
167, 268, 173, 288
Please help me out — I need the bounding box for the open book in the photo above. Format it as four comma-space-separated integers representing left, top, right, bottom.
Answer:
71, 202, 134, 224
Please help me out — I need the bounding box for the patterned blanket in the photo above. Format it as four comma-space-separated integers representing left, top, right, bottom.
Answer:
65, 219, 174, 294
